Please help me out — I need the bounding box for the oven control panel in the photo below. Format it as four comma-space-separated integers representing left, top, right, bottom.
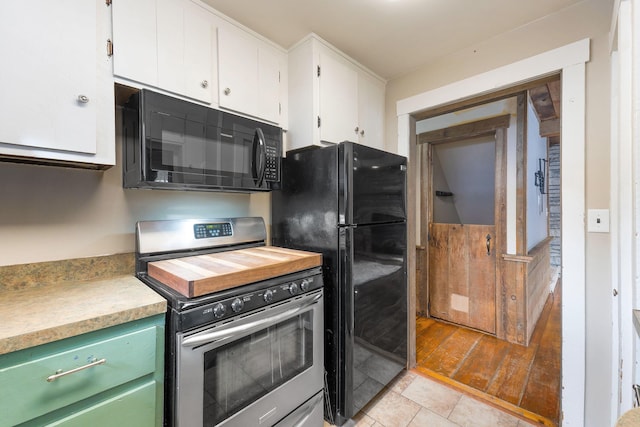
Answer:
193, 222, 233, 239
179, 271, 323, 331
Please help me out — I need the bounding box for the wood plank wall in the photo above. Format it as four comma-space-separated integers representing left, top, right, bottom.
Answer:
501, 237, 552, 346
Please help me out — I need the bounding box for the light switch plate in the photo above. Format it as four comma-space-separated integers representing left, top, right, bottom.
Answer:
587, 209, 610, 233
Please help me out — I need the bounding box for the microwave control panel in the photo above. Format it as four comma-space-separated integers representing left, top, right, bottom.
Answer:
264, 139, 281, 182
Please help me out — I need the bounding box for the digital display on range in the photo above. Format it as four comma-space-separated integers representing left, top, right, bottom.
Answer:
194, 223, 233, 239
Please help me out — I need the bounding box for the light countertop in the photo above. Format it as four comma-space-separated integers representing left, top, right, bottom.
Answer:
0, 254, 166, 356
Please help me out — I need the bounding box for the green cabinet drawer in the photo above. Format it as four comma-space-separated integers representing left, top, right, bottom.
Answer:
0, 326, 158, 427
47, 380, 157, 427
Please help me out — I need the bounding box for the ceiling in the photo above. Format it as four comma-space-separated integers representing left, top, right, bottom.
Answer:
201, 0, 584, 80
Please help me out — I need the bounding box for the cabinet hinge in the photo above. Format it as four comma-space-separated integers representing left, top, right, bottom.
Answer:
317, 116, 321, 128
106, 39, 113, 57
317, 65, 321, 77
105, 0, 112, 5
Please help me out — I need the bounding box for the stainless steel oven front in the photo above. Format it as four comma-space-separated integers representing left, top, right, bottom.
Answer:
175, 288, 324, 427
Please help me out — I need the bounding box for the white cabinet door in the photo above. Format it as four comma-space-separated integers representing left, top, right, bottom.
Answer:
258, 48, 282, 124
0, 1, 97, 154
218, 26, 258, 115
218, 25, 284, 124
114, 0, 214, 104
183, 1, 215, 103
156, 0, 184, 95
112, 0, 158, 86
357, 72, 385, 150
318, 52, 358, 144
157, 0, 213, 103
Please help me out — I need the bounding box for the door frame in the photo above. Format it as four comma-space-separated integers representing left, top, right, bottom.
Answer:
397, 39, 589, 426
418, 115, 510, 337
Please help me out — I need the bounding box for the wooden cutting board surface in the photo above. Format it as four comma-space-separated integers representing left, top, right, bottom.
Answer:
147, 246, 322, 297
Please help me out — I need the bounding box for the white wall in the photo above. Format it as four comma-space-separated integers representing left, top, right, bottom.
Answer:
526, 96, 549, 251
0, 108, 271, 267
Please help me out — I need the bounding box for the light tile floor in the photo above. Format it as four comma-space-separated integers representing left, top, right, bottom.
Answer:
325, 371, 539, 427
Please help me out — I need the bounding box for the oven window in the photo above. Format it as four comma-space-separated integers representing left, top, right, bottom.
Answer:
203, 311, 314, 425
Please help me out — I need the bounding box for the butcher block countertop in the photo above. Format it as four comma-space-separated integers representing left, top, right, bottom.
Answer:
0, 254, 166, 355
148, 246, 323, 297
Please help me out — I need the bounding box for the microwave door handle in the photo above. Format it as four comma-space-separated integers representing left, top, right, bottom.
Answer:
255, 128, 267, 186
182, 292, 321, 348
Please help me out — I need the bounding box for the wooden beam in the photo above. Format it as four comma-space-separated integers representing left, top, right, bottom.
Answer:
418, 114, 511, 145
529, 85, 557, 121
516, 93, 527, 255
539, 118, 560, 138
413, 74, 561, 121
547, 80, 561, 119
548, 136, 560, 145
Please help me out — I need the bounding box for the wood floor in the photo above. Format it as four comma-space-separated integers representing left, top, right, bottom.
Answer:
415, 280, 562, 426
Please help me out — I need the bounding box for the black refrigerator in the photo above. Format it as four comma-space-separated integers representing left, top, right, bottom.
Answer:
271, 141, 407, 426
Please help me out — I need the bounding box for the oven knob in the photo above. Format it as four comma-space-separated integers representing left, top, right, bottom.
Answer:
289, 282, 299, 295
263, 290, 274, 303
213, 303, 226, 319
231, 298, 244, 313
300, 279, 310, 292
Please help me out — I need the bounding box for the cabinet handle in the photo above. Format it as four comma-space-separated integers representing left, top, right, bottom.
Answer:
46, 358, 106, 382
360, 129, 365, 137
77, 95, 89, 104
201, 80, 208, 89
224, 87, 231, 96
354, 126, 359, 134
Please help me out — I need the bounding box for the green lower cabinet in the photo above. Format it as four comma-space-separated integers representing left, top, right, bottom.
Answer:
0, 315, 165, 427
48, 381, 157, 427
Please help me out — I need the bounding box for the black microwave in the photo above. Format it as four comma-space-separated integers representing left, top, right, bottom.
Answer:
122, 89, 282, 192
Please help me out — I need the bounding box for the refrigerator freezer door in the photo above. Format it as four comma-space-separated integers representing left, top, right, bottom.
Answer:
340, 143, 407, 226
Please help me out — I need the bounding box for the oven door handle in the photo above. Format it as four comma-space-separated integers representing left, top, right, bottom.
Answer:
182, 293, 322, 348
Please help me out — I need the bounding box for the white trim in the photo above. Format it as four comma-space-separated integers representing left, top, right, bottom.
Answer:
610, 48, 621, 427
397, 39, 589, 116
560, 61, 587, 427
397, 39, 590, 426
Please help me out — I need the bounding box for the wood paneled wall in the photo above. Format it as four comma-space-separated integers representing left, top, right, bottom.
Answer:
501, 237, 552, 345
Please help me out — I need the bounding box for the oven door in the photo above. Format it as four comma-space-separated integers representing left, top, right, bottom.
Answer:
176, 290, 324, 427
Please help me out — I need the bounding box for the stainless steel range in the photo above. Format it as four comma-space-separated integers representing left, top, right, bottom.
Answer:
135, 217, 324, 427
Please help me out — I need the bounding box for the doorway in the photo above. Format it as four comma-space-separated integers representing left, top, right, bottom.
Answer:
412, 80, 561, 424
398, 40, 588, 426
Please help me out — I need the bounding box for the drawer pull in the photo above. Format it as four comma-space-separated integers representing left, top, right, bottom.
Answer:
46, 358, 106, 382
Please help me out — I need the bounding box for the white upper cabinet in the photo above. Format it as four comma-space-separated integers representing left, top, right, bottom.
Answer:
258, 48, 284, 124
217, 23, 286, 125
112, 0, 286, 125
318, 51, 359, 144
182, 2, 216, 103
287, 34, 386, 151
357, 71, 386, 150
112, 0, 158, 87
0, 0, 115, 168
217, 26, 258, 114
112, 0, 215, 104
